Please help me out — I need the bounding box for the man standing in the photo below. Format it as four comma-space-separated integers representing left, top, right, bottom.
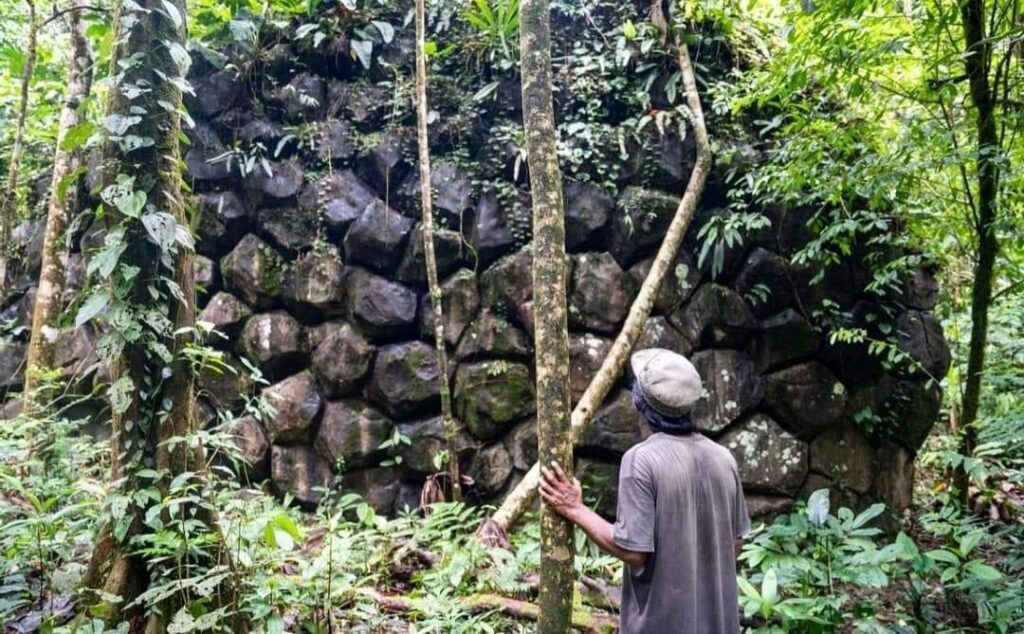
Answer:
539, 348, 751, 633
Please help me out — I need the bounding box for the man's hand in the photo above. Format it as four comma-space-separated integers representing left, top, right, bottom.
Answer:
539, 462, 584, 521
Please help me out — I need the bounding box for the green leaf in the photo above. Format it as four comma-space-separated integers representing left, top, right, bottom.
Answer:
166, 41, 191, 77
963, 560, 1001, 581
75, 292, 110, 327
86, 233, 127, 279
60, 121, 95, 151
851, 503, 885, 529
372, 20, 395, 44
925, 549, 961, 565
807, 488, 830, 526
271, 514, 302, 542
351, 40, 373, 69
142, 211, 178, 249
761, 568, 779, 605
101, 114, 141, 135
623, 19, 637, 40
160, 0, 183, 28
958, 530, 984, 556
737, 575, 760, 600
107, 376, 134, 416
57, 166, 88, 203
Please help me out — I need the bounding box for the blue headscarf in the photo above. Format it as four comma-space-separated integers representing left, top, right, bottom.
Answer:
632, 380, 697, 435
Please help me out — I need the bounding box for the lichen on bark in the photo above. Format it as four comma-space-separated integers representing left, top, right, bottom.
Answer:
519, 0, 576, 630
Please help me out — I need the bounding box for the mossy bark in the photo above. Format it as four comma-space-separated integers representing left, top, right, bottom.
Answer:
23, 0, 93, 413
489, 21, 712, 534
0, 0, 38, 295
414, 0, 461, 501
80, 0, 234, 627
519, 0, 575, 630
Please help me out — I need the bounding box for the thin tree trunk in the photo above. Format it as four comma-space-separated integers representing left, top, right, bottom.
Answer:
79, 0, 233, 626
956, 0, 1000, 502
487, 29, 712, 534
519, 0, 575, 629
414, 0, 461, 502
23, 0, 93, 414
0, 0, 38, 294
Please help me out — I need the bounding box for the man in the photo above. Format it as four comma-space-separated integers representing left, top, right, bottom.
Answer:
539, 348, 751, 633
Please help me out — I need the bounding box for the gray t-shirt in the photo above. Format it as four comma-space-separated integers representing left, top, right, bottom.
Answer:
613, 433, 750, 633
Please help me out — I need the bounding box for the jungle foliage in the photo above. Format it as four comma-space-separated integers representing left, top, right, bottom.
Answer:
0, 0, 1021, 631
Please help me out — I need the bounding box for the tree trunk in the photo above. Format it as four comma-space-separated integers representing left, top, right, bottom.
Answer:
414, 0, 461, 502
956, 0, 1000, 502
519, 0, 575, 629
0, 0, 38, 295
80, 0, 231, 626
23, 0, 93, 414
487, 29, 712, 534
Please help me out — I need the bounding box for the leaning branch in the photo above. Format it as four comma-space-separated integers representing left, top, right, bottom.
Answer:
485, 27, 712, 535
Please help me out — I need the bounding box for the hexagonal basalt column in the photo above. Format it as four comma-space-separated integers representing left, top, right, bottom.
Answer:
721, 413, 809, 495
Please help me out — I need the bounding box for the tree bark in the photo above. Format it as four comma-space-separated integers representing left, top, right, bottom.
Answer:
0, 0, 38, 295
519, 0, 575, 629
487, 29, 712, 534
414, 0, 461, 502
23, 0, 93, 413
79, 0, 232, 626
956, 0, 1001, 502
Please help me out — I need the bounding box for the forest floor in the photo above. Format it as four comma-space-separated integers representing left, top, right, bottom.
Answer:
1, 416, 1022, 633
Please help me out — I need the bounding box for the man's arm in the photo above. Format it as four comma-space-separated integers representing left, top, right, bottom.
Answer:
539, 462, 649, 570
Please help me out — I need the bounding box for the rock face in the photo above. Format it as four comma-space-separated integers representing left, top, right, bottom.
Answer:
221, 235, 287, 310
570, 252, 632, 334
366, 341, 440, 419
316, 399, 394, 468
283, 246, 346, 319
345, 268, 418, 340
721, 414, 808, 495
310, 322, 374, 398
691, 349, 763, 433
763, 362, 848, 437
0, 39, 950, 521
455, 362, 535, 440
343, 200, 414, 272
263, 371, 323, 444
224, 415, 271, 480
271, 445, 332, 507
236, 311, 307, 378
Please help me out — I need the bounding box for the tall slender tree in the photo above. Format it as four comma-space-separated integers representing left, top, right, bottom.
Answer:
954, 0, 1012, 499
487, 14, 712, 535
23, 0, 93, 412
0, 0, 39, 294
79, 0, 232, 627
414, 0, 461, 502
518, 0, 574, 628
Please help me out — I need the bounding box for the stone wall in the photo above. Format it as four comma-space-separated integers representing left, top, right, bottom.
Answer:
0, 27, 951, 520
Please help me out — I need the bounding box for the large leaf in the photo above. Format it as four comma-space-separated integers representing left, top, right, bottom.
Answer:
351, 39, 373, 69
372, 20, 395, 44
101, 114, 141, 136
806, 488, 830, 526
107, 376, 134, 416
142, 212, 178, 249
75, 292, 110, 327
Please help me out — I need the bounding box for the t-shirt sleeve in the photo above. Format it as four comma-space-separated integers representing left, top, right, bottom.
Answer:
612, 450, 657, 553
733, 465, 751, 539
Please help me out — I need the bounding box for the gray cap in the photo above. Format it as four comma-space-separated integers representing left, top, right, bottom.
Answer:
630, 348, 703, 417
